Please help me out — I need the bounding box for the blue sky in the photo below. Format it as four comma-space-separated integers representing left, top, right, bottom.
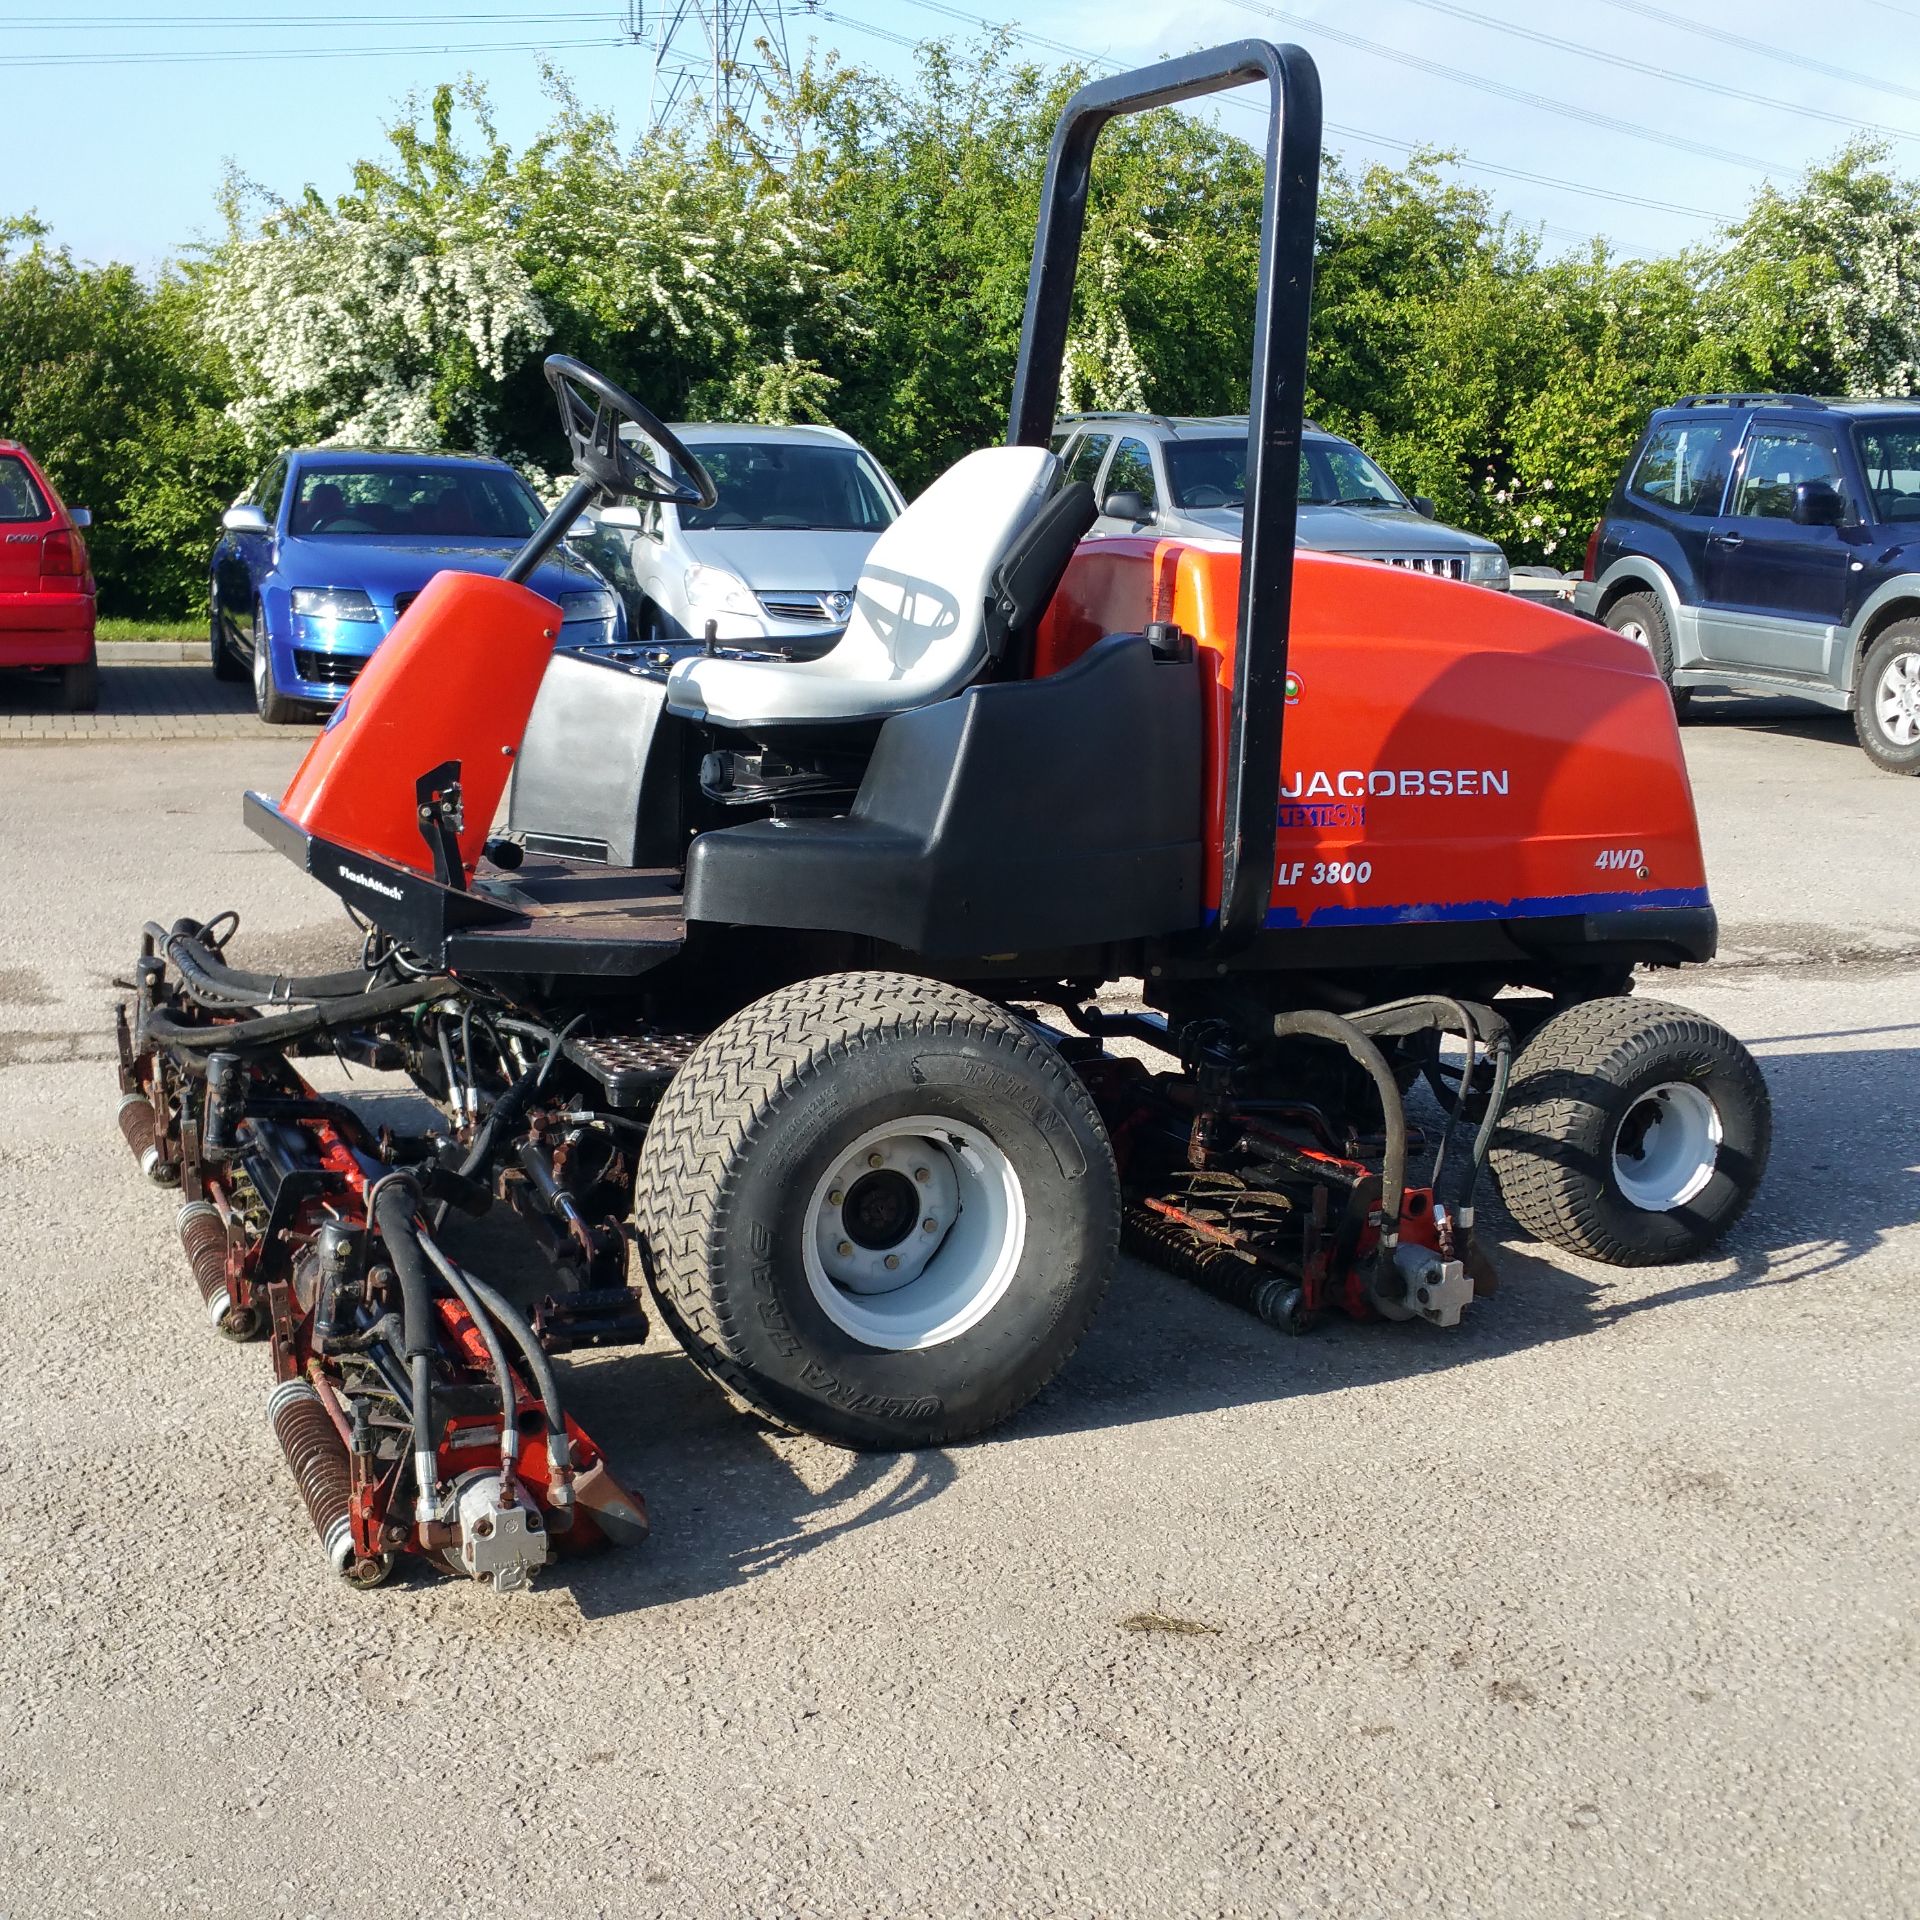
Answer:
8, 0, 1920, 273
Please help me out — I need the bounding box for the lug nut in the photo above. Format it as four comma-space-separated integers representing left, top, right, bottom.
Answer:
828, 1189, 844, 1206
914, 1166, 930, 1182
884, 1254, 900, 1270
868, 1152, 884, 1169
923, 1218, 938, 1232
837, 1240, 853, 1257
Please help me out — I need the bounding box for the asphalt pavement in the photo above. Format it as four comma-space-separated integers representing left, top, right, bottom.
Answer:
0, 693, 1913, 1918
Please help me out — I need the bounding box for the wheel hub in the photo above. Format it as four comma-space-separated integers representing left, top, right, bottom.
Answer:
1610, 1080, 1721, 1212
804, 1116, 1026, 1349
1876, 649, 1920, 747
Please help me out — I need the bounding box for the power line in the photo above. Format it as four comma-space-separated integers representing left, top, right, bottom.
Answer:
0, 33, 620, 69
1222, 2, 1775, 172
821, 0, 1732, 225
0, 9, 609, 23
1592, 0, 1920, 108
1399, 0, 1920, 142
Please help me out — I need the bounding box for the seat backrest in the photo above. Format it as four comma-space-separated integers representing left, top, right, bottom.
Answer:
663, 445, 1059, 728
984, 479, 1099, 677
819, 445, 1058, 697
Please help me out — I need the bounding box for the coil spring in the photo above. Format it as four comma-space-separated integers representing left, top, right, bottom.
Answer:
1123, 1205, 1308, 1335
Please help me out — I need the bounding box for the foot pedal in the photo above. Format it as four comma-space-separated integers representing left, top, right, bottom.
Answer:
533, 1285, 651, 1352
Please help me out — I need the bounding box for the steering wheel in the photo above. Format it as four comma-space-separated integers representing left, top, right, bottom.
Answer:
544, 354, 716, 509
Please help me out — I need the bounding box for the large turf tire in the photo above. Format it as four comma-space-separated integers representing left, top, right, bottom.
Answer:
1853, 619, 1920, 776
1604, 589, 1691, 718
1491, 997, 1769, 1266
633, 970, 1119, 1449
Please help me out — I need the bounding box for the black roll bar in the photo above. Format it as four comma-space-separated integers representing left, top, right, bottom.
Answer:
1007, 40, 1323, 952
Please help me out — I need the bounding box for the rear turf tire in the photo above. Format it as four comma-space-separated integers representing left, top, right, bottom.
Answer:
1491, 997, 1769, 1265
1604, 590, 1691, 718
634, 970, 1119, 1449
1853, 619, 1920, 776
60, 650, 98, 713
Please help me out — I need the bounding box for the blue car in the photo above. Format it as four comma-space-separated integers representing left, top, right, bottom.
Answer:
209, 447, 624, 723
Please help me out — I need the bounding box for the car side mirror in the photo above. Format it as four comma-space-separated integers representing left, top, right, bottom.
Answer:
221, 504, 272, 535
1411, 495, 1437, 519
68, 507, 92, 530
1791, 479, 1846, 527
1102, 490, 1152, 524
595, 505, 647, 531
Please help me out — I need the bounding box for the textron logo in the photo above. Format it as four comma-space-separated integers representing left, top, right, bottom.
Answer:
337, 864, 405, 901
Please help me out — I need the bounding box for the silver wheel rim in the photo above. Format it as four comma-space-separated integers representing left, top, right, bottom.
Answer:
1611, 1081, 1721, 1212
1874, 649, 1920, 747
1614, 617, 1650, 648
801, 1114, 1026, 1351
253, 616, 268, 703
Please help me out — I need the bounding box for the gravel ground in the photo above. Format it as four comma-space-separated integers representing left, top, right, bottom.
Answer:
0, 695, 1914, 1918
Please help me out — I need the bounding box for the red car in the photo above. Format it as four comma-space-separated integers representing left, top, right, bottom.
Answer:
0, 440, 97, 711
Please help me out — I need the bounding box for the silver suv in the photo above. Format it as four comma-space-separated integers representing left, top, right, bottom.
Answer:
1052, 412, 1510, 589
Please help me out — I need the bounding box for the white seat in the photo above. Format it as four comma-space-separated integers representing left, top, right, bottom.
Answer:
664, 445, 1059, 728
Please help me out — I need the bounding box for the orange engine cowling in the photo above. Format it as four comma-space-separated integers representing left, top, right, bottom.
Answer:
1037, 539, 1709, 933
278, 570, 562, 879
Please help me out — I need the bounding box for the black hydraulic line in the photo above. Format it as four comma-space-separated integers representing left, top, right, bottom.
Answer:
154, 919, 392, 1006
456, 1267, 574, 1505
367, 1175, 443, 1522
1464, 1030, 1514, 1211
143, 974, 452, 1053
1270, 1009, 1408, 1246
1347, 993, 1481, 1209
454, 1014, 582, 1182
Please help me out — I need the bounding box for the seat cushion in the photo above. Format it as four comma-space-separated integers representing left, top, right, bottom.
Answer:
666, 445, 1058, 728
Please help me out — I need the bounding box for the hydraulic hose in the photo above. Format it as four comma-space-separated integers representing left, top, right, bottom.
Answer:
367, 1174, 443, 1524
143, 974, 453, 1054
1270, 1008, 1408, 1247
457, 1269, 574, 1508
153, 918, 397, 1007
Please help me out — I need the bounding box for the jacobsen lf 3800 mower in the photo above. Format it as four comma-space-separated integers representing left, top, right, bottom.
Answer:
117, 43, 1769, 1592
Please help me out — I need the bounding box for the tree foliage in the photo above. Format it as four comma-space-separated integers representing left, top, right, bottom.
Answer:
3, 42, 1916, 613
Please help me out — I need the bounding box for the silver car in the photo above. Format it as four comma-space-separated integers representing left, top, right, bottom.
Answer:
580, 422, 907, 655
1052, 412, 1510, 589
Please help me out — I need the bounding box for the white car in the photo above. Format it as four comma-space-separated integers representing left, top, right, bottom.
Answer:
582, 422, 907, 656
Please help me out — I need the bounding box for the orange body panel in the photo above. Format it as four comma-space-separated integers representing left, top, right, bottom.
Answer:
279, 570, 561, 879
1036, 539, 1708, 931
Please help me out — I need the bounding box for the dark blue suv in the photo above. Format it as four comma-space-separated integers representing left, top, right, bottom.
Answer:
1577, 395, 1920, 774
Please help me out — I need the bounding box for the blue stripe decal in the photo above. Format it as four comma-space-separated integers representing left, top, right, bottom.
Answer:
1207, 886, 1712, 932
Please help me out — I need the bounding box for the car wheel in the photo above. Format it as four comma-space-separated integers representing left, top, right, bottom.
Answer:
251, 603, 302, 725
1854, 619, 1920, 776
634, 971, 1119, 1449
1604, 590, 1690, 717
61, 650, 99, 713
209, 602, 244, 682
1491, 997, 1770, 1266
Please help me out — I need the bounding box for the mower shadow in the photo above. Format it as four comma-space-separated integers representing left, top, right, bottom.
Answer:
342, 1034, 1916, 1615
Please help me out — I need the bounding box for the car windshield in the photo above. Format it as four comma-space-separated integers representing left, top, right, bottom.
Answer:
1854, 423, 1920, 524
678, 441, 895, 533
288, 464, 544, 539
1160, 437, 1410, 511
0, 454, 47, 522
